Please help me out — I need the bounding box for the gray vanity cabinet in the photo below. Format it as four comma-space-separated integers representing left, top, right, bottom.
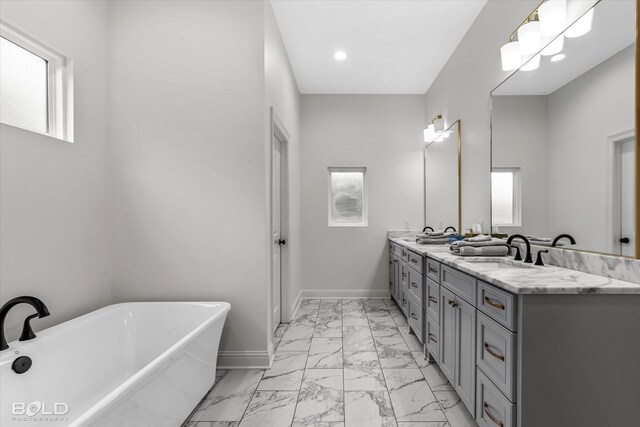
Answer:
440, 286, 476, 416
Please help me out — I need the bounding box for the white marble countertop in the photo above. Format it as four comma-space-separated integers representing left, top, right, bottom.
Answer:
389, 236, 640, 295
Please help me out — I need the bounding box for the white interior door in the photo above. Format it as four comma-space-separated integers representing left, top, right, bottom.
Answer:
271, 133, 283, 334
619, 138, 636, 257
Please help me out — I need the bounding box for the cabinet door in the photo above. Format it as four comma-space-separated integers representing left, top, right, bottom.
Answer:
454, 297, 476, 417
439, 286, 456, 383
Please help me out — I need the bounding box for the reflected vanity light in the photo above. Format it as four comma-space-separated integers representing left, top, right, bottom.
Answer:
540, 35, 564, 56
565, 8, 594, 38
500, 0, 593, 71
550, 53, 566, 62
520, 54, 541, 71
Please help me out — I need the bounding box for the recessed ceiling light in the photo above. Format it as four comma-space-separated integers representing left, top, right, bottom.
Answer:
550, 53, 566, 62
334, 50, 347, 61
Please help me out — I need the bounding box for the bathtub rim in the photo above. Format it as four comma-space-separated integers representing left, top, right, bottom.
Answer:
1, 301, 230, 426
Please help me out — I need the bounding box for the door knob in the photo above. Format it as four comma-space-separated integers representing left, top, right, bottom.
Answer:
619, 237, 630, 244
278, 239, 286, 245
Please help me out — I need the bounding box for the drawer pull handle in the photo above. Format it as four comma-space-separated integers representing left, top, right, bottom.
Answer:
483, 402, 504, 427
402, 273, 407, 278
484, 296, 505, 310
411, 282, 418, 288
428, 266, 438, 273
411, 313, 418, 320
447, 299, 459, 308
428, 333, 438, 343
411, 259, 418, 264
428, 296, 438, 303
484, 342, 505, 361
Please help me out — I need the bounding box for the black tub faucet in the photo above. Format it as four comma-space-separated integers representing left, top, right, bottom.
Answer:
422, 226, 434, 232
444, 226, 457, 233
552, 234, 576, 247
0, 296, 50, 351
506, 234, 533, 263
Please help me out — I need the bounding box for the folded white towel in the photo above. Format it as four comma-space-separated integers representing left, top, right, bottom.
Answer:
465, 234, 492, 243
427, 231, 444, 237
451, 238, 509, 248
451, 245, 510, 256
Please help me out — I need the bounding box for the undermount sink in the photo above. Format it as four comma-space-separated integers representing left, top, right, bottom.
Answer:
461, 257, 538, 269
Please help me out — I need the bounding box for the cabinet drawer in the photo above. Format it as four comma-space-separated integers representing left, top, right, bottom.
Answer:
407, 293, 424, 344
477, 312, 516, 402
426, 258, 440, 283
407, 268, 423, 307
400, 246, 411, 262
442, 265, 476, 305
478, 281, 517, 331
426, 278, 440, 322
476, 369, 515, 427
425, 313, 439, 360
408, 251, 423, 274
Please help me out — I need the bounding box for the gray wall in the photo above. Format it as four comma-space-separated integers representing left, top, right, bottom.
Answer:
300, 95, 425, 296
547, 45, 635, 253
424, 0, 547, 233
265, 2, 302, 321
0, 0, 113, 341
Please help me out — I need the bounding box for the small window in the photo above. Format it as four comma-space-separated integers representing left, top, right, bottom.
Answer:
0, 20, 70, 141
328, 167, 368, 227
492, 168, 521, 227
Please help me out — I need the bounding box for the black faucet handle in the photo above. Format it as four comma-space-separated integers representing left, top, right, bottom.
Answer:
510, 245, 522, 261
535, 250, 549, 266
19, 314, 39, 342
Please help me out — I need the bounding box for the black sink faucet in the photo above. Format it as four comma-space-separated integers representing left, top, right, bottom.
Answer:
444, 226, 457, 233
422, 226, 434, 232
1, 296, 50, 351
506, 234, 533, 263
552, 234, 576, 247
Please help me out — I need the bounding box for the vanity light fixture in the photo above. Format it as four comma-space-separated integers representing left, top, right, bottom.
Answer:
333, 50, 347, 61
423, 114, 444, 142
500, 0, 586, 72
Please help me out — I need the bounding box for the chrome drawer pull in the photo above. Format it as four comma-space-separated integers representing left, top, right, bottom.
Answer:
411, 282, 418, 288
484, 342, 505, 361
447, 299, 458, 308
411, 259, 418, 264
428, 333, 437, 343
483, 402, 504, 427
428, 266, 438, 273
411, 313, 418, 320
428, 296, 438, 303
402, 273, 407, 278
484, 296, 505, 310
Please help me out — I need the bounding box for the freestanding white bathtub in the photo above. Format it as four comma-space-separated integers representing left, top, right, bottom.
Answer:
0, 302, 230, 427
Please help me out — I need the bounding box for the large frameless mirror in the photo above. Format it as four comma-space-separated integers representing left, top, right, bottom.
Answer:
491, 0, 638, 258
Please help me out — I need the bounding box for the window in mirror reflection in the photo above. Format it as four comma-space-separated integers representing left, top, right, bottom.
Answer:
492, 168, 521, 227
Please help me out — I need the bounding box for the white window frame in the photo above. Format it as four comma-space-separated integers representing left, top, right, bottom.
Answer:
1, 19, 70, 141
491, 167, 522, 227
327, 167, 368, 227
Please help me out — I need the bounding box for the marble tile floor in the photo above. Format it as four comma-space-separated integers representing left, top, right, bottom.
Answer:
185, 298, 477, 427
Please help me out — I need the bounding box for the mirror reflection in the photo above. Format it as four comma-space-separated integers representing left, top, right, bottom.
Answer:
425, 120, 460, 233
491, 0, 636, 257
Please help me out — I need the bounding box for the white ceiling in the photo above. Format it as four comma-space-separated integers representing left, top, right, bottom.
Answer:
270, 0, 487, 94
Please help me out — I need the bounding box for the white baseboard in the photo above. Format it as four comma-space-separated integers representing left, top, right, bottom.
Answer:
300, 289, 391, 299
217, 351, 271, 369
